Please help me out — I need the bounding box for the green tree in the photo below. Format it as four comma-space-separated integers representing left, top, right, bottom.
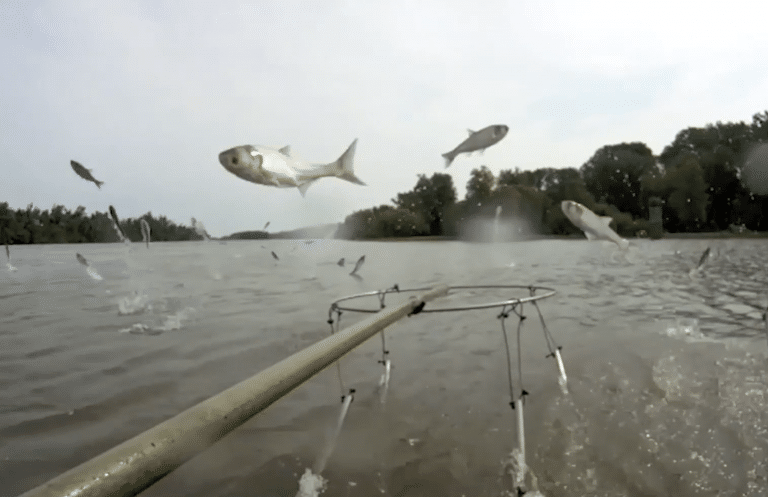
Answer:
645, 154, 709, 232
393, 173, 456, 236
498, 167, 552, 190
659, 122, 753, 229
465, 166, 495, 206
580, 142, 655, 218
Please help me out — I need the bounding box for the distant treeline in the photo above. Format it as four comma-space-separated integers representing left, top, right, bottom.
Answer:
336, 110, 768, 239
0, 203, 202, 244
222, 230, 269, 240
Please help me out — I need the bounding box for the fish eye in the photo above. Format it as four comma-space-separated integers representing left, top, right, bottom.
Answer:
231, 157, 238, 165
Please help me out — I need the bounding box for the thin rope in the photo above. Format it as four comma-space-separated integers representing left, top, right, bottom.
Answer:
327, 304, 346, 399
531, 299, 559, 356
498, 303, 517, 405
513, 303, 526, 398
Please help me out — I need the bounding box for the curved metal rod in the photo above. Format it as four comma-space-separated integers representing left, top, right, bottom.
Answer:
331, 285, 557, 314
20, 286, 450, 497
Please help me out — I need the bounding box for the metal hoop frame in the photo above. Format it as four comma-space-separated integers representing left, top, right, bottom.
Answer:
330, 285, 557, 314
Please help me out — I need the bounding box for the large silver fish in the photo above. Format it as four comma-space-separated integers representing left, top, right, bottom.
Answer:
108, 205, 129, 244
442, 125, 509, 168
70, 160, 104, 189
218, 139, 365, 197
561, 200, 629, 250
140, 219, 151, 248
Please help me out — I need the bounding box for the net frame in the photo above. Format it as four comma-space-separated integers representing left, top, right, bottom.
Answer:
330, 284, 557, 314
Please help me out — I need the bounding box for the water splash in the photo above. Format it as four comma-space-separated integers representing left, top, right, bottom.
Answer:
191, 217, 211, 241
85, 266, 103, 281
493, 205, 502, 243
295, 468, 327, 497
118, 307, 195, 335
665, 317, 704, 339
4, 237, 16, 271
117, 291, 150, 315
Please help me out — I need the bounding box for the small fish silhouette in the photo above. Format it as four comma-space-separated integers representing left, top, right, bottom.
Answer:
349, 255, 365, 276
70, 160, 104, 188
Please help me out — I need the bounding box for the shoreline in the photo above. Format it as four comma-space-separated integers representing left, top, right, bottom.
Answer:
331, 231, 768, 242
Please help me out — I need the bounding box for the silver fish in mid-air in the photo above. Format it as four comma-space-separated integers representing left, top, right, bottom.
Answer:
75, 252, 103, 280
561, 200, 629, 250
442, 125, 509, 168
108, 205, 130, 244
271, 251, 279, 260
218, 139, 366, 197
697, 247, 711, 270
3, 229, 16, 271
140, 219, 151, 248
349, 255, 365, 276
263, 221, 270, 230
70, 160, 104, 189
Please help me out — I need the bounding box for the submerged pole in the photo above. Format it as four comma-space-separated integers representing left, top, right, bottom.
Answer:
20, 285, 450, 497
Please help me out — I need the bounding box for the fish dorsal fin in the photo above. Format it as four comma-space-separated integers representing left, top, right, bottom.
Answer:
467, 129, 476, 135
600, 216, 613, 225
278, 145, 291, 157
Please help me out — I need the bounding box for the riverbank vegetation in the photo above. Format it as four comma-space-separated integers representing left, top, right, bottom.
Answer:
3, 111, 767, 244
0, 204, 201, 244
336, 110, 768, 239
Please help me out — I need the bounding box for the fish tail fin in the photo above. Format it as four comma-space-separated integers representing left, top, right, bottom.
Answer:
333, 139, 366, 186
442, 152, 455, 168
95, 180, 104, 189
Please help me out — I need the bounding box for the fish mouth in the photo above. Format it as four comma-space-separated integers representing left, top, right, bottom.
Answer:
561, 200, 581, 216
218, 150, 232, 169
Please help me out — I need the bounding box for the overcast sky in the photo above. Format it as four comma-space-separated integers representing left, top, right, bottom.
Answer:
2, 0, 767, 237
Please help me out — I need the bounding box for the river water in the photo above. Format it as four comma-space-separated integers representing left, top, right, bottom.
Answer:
1, 237, 767, 496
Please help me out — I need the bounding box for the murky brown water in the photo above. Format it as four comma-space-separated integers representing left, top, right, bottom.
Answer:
2, 238, 767, 496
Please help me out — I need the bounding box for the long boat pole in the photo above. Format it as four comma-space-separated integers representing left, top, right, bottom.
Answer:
20, 285, 450, 497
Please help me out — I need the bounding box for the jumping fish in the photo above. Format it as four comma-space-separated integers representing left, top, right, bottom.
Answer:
140, 219, 151, 248
191, 217, 211, 241
349, 255, 365, 276
108, 205, 130, 244
697, 247, 711, 270
218, 139, 365, 197
442, 125, 509, 168
264, 221, 270, 230
70, 160, 104, 189
76, 253, 89, 266
76, 252, 103, 280
560, 200, 629, 250
271, 251, 279, 260
4, 234, 16, 272
337, 257, 345, 267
